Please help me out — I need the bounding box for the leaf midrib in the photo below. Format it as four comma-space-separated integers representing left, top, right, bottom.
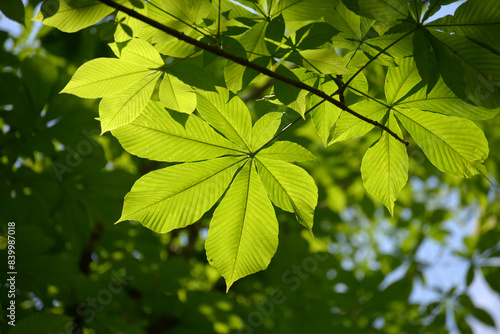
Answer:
229, 159, 253, 283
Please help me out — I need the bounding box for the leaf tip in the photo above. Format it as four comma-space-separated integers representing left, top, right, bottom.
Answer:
225, 278, 235, 293
386, 203, 395, 217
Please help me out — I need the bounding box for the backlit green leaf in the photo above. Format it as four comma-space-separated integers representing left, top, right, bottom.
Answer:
112, 101, 245, 162
274, 64, 301, 106
330, 100, 388, 144
299, 49, 349, 75
256, 157, 317, 230
160, 0, 212, 26
238, 21, 269, 60
196, 87, 253, 150
99, 72, 160, 133
310, 95, 342, 147
35, 0, 119, 33
412, 29, 439, 92
250, 112, 283, 151
159, 73, 197, 114
119, 38, 164, 68
395, 108, 489, 178
114, 6, 147, 42
117, 157, 243, 233
361, 112, 408, 215
385, 56, 423, 105
61, 58, 151, 98
206, 161, 278, 291
396, 77, 500, 121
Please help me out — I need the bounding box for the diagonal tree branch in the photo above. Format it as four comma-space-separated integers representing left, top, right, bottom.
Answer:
97, 0, 409, 146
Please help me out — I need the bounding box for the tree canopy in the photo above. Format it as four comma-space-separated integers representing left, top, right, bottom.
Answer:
0, 0, 499, 333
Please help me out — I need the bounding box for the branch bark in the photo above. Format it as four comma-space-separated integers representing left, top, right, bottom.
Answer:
97, 0, 409, 146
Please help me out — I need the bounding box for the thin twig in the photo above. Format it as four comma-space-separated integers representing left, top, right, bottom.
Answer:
96, 0, 409, 146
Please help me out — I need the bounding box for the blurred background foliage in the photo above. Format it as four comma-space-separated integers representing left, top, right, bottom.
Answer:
1, 1, 500, 333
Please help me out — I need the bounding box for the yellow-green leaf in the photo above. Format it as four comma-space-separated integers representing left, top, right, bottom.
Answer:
206, 161, 278, 291
61, 58, 151, 98
361, 112, 408, 216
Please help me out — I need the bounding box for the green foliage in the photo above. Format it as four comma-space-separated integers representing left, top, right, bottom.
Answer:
113, 92, 317, 289
1, 1, 500, 333
38, 0, 500, 287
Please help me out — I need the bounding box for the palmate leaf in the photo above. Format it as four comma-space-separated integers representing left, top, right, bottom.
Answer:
119, 37, 164, 67
290, 22, 338, 51
326, 1, 363, 43
308, 78, 342, 146
113, 87, 318, 289
272, 66, 313, 117
61, 39, 163, 99
361, 112, 408, 216
423, 0, 461, 20
63, 38, 216, 131
114, 5, 147, 43
160, 0, 212, 26
274, 64, 302, 106
62, 39, 165, 132
396, 78, 500, 120
225, 57, 270, 93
